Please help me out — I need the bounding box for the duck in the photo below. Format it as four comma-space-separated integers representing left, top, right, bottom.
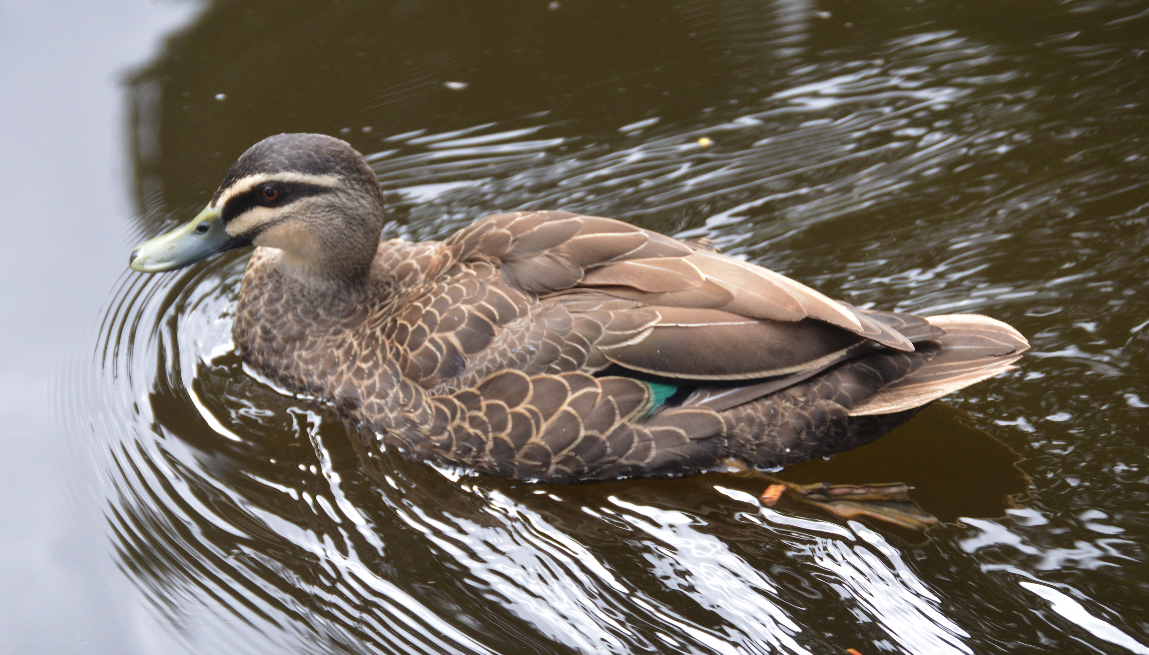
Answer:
130, 133, 1028, 491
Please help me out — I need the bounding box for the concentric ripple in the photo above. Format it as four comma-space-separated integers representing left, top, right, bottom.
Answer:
64, 3, 1149, 652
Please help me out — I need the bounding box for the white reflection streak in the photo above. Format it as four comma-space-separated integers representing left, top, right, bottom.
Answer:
773, 0, 811, 54
239, 500, 491, 655
311, 541, 496, 655
397, 497, 630, 653
808, 524, 971, 655
610, 497, 812, 655
1019, 582, 1149, 655
720, 489, 970, 654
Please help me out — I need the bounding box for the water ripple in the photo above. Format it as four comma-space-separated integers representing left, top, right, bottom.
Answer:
67, 6, 1149, 651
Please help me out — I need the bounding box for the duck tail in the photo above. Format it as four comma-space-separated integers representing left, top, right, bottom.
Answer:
847, 314, 1029, 417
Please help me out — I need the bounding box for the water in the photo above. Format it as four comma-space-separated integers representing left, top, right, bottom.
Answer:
11, 0, 1149, 652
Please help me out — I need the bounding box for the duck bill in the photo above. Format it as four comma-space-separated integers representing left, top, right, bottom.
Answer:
129, 205, 250, 272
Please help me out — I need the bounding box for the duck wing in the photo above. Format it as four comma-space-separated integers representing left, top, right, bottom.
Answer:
447, 211, 917, 384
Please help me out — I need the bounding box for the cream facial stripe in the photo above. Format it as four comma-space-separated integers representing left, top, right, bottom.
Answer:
225, 205, 286, 237
212, 172, 342, 210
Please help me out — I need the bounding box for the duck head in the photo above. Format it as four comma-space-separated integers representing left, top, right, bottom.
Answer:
130, 133, 386, 283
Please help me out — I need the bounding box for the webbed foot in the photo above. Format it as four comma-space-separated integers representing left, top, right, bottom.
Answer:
760, 480, 939, 531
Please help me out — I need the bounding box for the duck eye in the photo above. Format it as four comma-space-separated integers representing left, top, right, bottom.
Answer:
259, 185, 281, 202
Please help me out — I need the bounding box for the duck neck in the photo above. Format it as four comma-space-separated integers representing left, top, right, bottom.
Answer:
276, 250, 372, 291
269, 207, 381, 289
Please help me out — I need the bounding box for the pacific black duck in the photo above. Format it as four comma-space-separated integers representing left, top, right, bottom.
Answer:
130, 134, 1027, 523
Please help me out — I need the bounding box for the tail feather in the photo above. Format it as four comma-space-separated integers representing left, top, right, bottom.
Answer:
853, 307, 945, 344
848, 314, 1028, 417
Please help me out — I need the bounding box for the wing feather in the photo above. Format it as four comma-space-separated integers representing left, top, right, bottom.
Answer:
431, 211, 922, 388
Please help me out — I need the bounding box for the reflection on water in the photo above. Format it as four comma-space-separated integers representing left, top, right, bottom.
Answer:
90, 257, 1034, 653
67, 0, 1149, 652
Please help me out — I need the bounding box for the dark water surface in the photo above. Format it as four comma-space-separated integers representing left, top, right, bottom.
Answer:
7, 0, 1149, 653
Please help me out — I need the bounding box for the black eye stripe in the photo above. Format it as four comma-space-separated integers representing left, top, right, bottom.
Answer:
220, 182, 333, 224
